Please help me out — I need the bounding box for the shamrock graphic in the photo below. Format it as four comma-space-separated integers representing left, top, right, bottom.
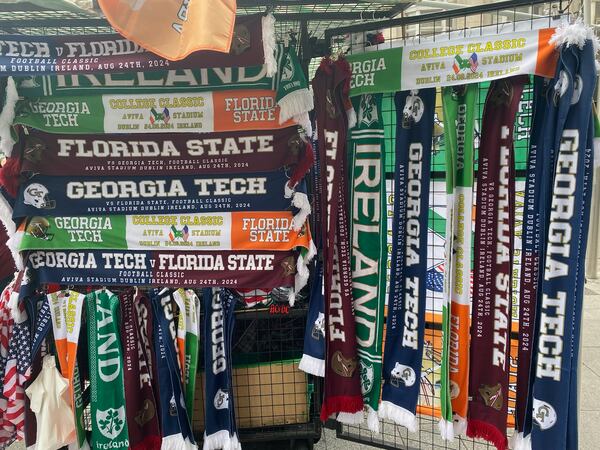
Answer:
96, 406, 126, 439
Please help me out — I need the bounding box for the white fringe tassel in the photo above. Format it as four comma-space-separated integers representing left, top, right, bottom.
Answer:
509, 432, 531, 450
0, 76, 18, 157
550, 19, 600, 52
453, 414, 467, 436
366, 405, 381, 434
203, 430, 240, 450
162, 433, 191, 450
337, 411, 364, 425
279, 89, 314, 125
294, 112, 313, 138
262, 14, 277, 77
378, 401, 417, 433
346, 107, 357, 130
0, 194, 21, 270
291, 192, 311, 231
298, 354, 325, 377
438, 418, 454, 442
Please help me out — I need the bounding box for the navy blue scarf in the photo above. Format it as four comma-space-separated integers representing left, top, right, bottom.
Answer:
202, 288, 240, 450
298, 261, 325, 377
378, 89, 435, 431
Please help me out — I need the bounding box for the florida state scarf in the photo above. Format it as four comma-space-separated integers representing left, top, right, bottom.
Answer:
467, 76, 527, 450
0, 14, 275, 77
441, 84, 477, 437
299, 260, 325, 377
87, 289, 129, 450
203, 288, 240, 450
312, 57, 363, 423
378, 89, 435, 431
348, 93, 387, 432
119, 288, 161, 450
530, 38, 596, 450
151, 289, 196, 450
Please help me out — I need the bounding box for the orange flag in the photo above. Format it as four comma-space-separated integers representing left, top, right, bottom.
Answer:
98, 0, 237, 61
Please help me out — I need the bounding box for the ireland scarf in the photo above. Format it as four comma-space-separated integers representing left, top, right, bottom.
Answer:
313, 57, 364, 423
530, 37, 596, 450
348, 93, 387, 432
379, 88, 435, 431
467, 76, 527, 450
440, 84, 477, 437
203, 288, 240, 450
87, 289, 129, 450
151, 289, 196, 450
119, 288, 161, 450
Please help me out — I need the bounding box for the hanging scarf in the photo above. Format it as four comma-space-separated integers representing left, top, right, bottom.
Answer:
202, 288, 240, 450
87, 289, 129, 450
529, 38, 596, 450
27, 249, 296, 288
466, 75, 527, 450
378, 88, 435, 431
0, 281, 16, 448
441, 84, 477, 437
15, 44, 310, 125
19, 127, 311, 178
0, 14, 275, 77
151, 289, 196, 450
14, 90, 301, 135
298, 260, 325, 377
312, 57, 363, 423
19, 212, 313, 253
172, 289, 200, 419
347, 93, 387, 432
13, 169, 306, 219
173, 290, 186, 378
119, 288, 161, 450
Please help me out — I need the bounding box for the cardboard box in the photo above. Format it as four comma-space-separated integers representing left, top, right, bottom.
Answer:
192, 359, 310, 432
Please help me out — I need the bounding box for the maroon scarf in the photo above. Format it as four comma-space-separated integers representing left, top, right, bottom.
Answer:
120, 288, 161, 450
467, 76, 527, 450
312, 57, 363, 422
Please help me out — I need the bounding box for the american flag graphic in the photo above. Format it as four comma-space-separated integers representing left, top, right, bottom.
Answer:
427, 263, 474, 293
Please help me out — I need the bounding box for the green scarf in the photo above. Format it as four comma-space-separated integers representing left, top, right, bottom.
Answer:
14, 45, 311, 126
441, 85, 477, 438
87, 289, 129, 450
348, 93, 387, 432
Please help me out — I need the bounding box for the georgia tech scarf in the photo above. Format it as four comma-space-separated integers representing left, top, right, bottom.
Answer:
203, 288, 240, 450
13, 169, 304, 219
312, 57, 364, 423
299, 260, 326, 377
27, 249, 296, 288
87, 289, 129, 450
119, 288, 161, 450
16, 44, 311, 126
530, 39, 596, 450
0, 14, 274, 77
441, 84, 477, 437
151, 289, 196, 450
467, 75, 527, 450
378, 88, 435, 431
14, 90, 299, 135
348, 93, 387, 432
18, 127, 311, 178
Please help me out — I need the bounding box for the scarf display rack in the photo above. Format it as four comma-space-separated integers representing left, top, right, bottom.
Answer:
326, 1, 588, 449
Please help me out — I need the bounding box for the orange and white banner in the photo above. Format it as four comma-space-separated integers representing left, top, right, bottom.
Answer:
98, 0, 236, 61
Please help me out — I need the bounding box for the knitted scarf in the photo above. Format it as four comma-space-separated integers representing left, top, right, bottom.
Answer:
13, 169, 305, 219
87, 289, 129, 450
202, 288, 240, 450
14, 90, 300, 135
298, 260, 325, 377
312, 57, 363, 423
440, 84, 477, 437
378, 88, 435, 431
27, 249, 296, 288
15, 44, 311, 126
19, 127, 312, 178
348, 93, 387, 432
530, 38, 596, 450
467, 75, 527, 450
119, 288, 161, 450
151, 289, 196, 450
0, 14, 275, 77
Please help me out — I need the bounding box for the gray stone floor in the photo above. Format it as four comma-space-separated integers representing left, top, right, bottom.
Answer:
8, 275, 600, 450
